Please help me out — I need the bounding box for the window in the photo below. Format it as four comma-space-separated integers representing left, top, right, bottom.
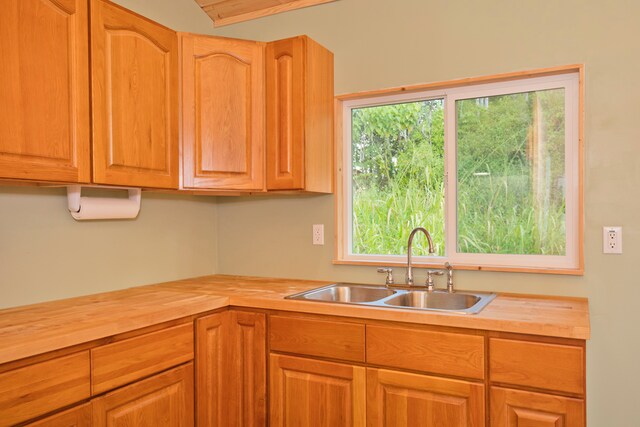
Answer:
336, 67, 582, 273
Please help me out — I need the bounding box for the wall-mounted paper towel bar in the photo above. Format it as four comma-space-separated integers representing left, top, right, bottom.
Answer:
67, 185, 141, 221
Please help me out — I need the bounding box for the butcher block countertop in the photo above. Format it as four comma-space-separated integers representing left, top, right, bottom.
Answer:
0, 274, 590, 365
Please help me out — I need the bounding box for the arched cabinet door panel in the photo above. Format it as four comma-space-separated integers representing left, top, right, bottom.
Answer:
181, 34, 265, 191
0, 0, 90, 183
91, 0, 179, 189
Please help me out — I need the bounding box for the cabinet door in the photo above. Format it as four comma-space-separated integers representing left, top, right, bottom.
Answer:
270, 354, 366, 427
265, 36, 334, 193
181, 35, 265, 190
91, 0, 179, 189
0, 0, 90, 183
26, 403, 91, 427
367, 368, 485, 427
265, 36, 305, 190
196, 310, 266, 426
92, 363, 193, 427
490, 387, 585, 427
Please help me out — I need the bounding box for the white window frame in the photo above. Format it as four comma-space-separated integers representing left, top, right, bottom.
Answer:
337, 70, 582, 273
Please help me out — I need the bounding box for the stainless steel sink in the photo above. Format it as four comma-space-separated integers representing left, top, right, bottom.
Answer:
286, 283, 396, 303
381, 290, 495, 314
286, 283, 495, 314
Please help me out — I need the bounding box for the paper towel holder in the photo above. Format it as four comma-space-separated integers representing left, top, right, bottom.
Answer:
67, 185, 141, 221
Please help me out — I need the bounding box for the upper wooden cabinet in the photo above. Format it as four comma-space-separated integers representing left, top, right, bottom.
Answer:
0, 0, 90, 183
91, 0, 179, 189
181, 34, 265, 191
265, 36, 334, 193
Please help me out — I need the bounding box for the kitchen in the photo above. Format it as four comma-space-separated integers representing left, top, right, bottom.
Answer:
0, 0, 634, 425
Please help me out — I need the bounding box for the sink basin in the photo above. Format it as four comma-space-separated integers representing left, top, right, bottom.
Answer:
287, 283, 396, 303
382, 290, 495, 314
286, 283, 496, 314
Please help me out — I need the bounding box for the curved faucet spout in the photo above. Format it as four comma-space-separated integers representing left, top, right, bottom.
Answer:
406, 227, 436, 286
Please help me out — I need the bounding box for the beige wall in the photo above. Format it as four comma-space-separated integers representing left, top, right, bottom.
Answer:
210, 0, 638, 425
0, 0, 635, 424
0, 187, 218, 308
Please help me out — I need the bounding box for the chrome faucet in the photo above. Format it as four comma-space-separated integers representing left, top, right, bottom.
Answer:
405, 227, 435, 286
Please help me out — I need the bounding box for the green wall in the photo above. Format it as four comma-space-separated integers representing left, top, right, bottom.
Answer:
209, 1, 638, 425
0, 0, 636, 425
0, 187, 218, 308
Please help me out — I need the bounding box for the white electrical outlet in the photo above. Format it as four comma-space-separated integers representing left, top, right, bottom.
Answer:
312, 224, 324, 245
603, 226, 622, 254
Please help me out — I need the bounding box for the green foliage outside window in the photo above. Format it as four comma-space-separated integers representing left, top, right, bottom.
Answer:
351, 89, 566, 257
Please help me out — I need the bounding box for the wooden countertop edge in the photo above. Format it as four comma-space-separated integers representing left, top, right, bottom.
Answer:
0, 275, 590, 365
0, 295, 229, 366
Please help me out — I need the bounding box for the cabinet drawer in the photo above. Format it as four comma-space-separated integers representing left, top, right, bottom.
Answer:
0, 352, 90, 426
490, 338, 584, 395
269, 315, 365, 362
366, 325, 485, 380
91, 323, 193, 395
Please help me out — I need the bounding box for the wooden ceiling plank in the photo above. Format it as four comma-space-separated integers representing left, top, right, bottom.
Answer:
196, 0, 337, 27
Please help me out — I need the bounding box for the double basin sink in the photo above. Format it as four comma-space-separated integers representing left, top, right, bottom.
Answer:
286, 283, 496, 315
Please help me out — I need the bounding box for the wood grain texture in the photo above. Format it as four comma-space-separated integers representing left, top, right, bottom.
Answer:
196, 0, 337, 27
181, 34, 265, 190
0, 352, 90, 426
490, 338, 585, 395
266, 36, 305, 190
149, 275, 590, 340
196, 310, 266, 427
303, 36, 334, 193
366, 324, 485, 380
490, 386, 584, 427
0, 0, 90, 183
92, 363, 194, 427
25, 403, 91, 427
91, 323, 193, 395
0, 275, 589, 367
367, 368, 485, 427
265, 35, 334, 193
270, 315, 365, 362
91, 0, 179, 189
0, 287, 226, 365
270, 353, 366, 427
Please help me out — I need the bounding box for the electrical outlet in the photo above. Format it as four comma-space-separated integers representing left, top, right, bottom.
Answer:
312, 224, 324, 245
603, 226, 622, 254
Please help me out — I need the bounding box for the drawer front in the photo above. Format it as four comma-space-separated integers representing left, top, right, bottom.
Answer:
0, 352, 90, 426
366, 325, 485, 380
490, 338, 584, 395
269, 315, 365, 362
92, 323, 194, 395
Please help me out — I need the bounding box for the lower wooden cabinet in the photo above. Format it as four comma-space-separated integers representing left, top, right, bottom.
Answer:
270, 354, 366, 427
196, 310, 267, 426
92, 363, 194, 426
490, 386, 585, 427
367, 368, 485, 427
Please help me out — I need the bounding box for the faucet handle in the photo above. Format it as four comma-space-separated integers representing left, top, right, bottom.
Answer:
444, 262, 454, 293
425, 270, 444, 291
377, 267, 394, 285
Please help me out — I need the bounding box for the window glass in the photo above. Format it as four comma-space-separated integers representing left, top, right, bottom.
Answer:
351, 100, 445, 256
456, 89, 566, 255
